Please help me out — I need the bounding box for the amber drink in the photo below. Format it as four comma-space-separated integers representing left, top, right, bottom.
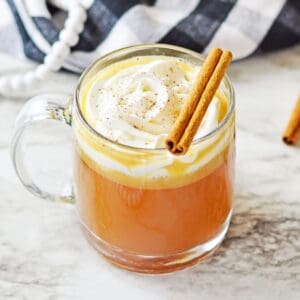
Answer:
73, 45, 235, 273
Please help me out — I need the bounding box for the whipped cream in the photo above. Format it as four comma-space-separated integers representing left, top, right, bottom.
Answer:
84, 57, 220, 148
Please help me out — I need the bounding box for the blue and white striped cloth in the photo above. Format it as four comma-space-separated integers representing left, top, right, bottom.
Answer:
1, 0, 299, 73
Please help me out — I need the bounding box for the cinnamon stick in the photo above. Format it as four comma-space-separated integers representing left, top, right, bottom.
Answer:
165, 48, 223, 152
283, 97, 300, 145
166, 49, 232, 155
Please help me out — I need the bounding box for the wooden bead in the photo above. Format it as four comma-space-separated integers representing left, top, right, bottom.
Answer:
70, 6, 87, 22
52, 41, 71, 58
36, 65, 51, 79
59, 28, 79, 46
66, 15, 84, 33
0, 77, 10, 91
10, 75, 26, 89
24, 71, 38, 86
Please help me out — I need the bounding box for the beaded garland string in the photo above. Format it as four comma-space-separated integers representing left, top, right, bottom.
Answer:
0, 0, 88, 94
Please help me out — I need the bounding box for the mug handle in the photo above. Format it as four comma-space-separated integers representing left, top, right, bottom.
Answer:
11, 94, 74, 203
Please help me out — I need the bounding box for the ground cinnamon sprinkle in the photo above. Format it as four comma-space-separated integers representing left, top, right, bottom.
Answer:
283, 97, 300, 145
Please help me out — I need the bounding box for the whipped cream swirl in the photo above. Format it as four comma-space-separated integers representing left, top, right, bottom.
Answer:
85, 58, 220, 148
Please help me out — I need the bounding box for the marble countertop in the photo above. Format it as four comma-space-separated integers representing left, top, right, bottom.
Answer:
0, 46, 299, 300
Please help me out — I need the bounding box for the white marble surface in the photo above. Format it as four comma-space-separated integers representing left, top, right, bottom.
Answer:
0, 46, 300, 300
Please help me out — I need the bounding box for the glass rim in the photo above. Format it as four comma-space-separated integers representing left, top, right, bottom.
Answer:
74, 43, 235, 152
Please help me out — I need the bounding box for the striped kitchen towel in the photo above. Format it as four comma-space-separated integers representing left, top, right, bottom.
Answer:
0, 0, 299, 73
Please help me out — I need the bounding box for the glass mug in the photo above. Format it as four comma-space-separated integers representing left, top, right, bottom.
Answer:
11, 44, 235, 273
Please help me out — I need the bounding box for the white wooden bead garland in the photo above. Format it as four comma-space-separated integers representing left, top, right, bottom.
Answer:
0, 0, 87, 94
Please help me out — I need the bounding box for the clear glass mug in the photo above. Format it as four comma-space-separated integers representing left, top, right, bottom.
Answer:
11, 44, 235, 273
